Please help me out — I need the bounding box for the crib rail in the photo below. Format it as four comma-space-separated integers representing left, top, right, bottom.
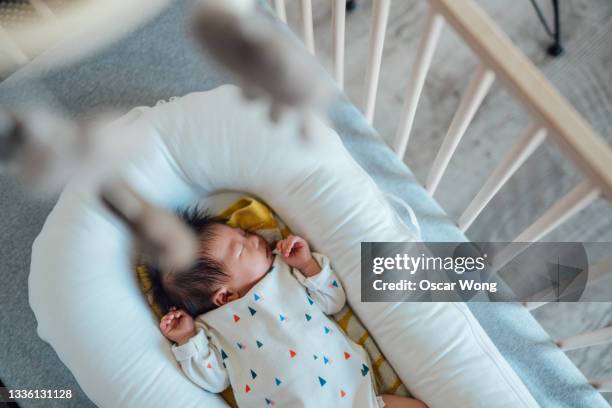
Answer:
425, 63, 495, 194
3, 0, 612, 399
523, 256, 612, 312
458, 123, 547, 231
275, 0, 612, 396
557, 326, 612, 351
273, 0, 287, 23
361, 0, 389, 123
0, 24, 29, 65
0, 0, 62, 68
395, 0, 612, 233
592, 380, 612, 393
393, 8, 443, 156
281, 0, 612, 242
299, 0, 315, 54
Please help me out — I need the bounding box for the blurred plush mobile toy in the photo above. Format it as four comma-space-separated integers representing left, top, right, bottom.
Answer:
0, 108, 198, 273
0, 0, 335, 273
192, 0, 336, 136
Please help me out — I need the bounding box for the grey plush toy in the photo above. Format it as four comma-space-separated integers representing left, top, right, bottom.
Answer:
192, 0, 336, 136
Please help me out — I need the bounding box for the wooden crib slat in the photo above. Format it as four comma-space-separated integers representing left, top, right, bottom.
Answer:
28, 0, 58, 22
299, 0, 315, 54
557, 326, 612, 351
273, 0, 287, 23
511, 179, 600, 243
0, 24, 29, 65
426, 64, 495, 195
458, 124, 547, 231
429, 0, 612, 200
486, 181, 600, 279
332, 0, 346, 89
591, 379, 612, 393
523, 301, 548, 311
362, 0, 391, 124
587, 254, 612, 287
393, 8, 443, 158
524, 254, 612, 310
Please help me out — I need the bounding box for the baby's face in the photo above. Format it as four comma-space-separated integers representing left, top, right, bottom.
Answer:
208, 224, 274, 299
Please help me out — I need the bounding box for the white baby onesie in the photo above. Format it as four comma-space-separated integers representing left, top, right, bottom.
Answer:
171, 253, 382, 408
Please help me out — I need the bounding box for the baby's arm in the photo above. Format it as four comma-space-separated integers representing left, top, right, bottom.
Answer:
171, 326, 229, 393
161, 309, 229, 393
292, 252, 347, 315
276, 235, 346, 314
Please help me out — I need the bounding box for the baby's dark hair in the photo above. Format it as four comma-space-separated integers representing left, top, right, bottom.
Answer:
147, 205, 229, 317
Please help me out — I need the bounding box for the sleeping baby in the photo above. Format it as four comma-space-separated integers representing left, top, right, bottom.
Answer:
149, 206, 426, 408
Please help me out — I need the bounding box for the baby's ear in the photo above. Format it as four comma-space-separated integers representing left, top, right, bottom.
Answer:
212, 287, 230, 306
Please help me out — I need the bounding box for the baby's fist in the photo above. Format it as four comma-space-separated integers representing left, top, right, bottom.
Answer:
276, 235, 321, 277
160, 307, 196, 346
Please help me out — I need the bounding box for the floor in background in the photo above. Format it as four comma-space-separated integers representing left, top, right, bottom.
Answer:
285, 0, 612, 402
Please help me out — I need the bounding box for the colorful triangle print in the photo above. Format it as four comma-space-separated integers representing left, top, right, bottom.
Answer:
324, 326, 331, 334
318, 376, 327, 387
275, 377, 282, 386
221, 349, 228, 360
233, 314, 240, 322
251, 369, 257, 379
236, 342, 244, 350
332, 280, 339, 287
323, 356, 330, 365
313, 354, 318, 360
344, 352, 351, 360
256, 340, 264, 348
254, 293, 261, 301
207, 362, 212, 369
289, 349, 297, 358
305, 313, 312, 321
249, 306, 257, 316
306, 296, 314, 305
279, 314, 286, 322
265, 398, 273, 405
340, 390, 346, 398
361, 364, 370, 376
245, 384, 251, 393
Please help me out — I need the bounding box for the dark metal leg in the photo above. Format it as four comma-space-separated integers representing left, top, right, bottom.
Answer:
547, 0, 563, 57
529, 0, 563, 57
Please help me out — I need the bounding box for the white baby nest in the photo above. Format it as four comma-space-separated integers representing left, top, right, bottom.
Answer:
29, 85, 538, 407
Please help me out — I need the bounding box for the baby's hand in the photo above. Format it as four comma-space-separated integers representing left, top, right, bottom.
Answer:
160, 307, 196, 346
276, 235, 321, 277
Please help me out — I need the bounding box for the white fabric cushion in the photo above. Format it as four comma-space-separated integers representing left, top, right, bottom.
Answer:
30, 85, 538, 407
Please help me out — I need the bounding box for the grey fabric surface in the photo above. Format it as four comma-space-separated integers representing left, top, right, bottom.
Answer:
0, 0, 606, 407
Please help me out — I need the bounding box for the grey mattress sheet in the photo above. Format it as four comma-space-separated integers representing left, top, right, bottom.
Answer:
0, 0, 606, 407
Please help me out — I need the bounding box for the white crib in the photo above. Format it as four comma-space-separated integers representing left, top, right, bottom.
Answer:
1, 0, 611, 403
268, 0, 612, 394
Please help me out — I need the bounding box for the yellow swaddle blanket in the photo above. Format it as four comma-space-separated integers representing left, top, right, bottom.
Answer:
136, 197, 408, 406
